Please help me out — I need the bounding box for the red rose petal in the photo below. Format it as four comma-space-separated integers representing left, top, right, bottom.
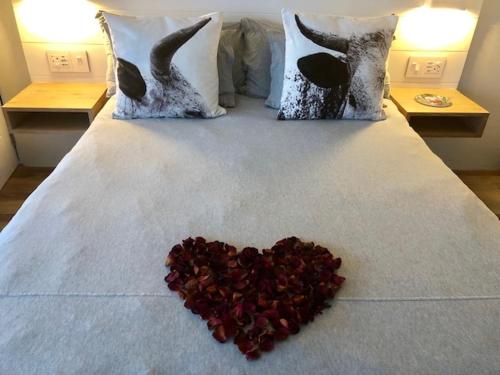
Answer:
164, 237, 344, 360
275, 328, 290, 341
255, 316, 269, 329
165, 271, 179, 283
332, 275, 346, 286
259, 336, 275, 352
213, 325, 227, 343
236, 337, 255, 354
207, 317, 222, 330
245, 349, 260, 360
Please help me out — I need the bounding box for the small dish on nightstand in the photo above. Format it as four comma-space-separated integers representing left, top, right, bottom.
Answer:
415, 93, 452, 108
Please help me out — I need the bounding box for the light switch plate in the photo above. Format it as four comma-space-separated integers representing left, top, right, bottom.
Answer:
405, 56, 447, 79
46, 50, 90, 73
70, 51, 90, 73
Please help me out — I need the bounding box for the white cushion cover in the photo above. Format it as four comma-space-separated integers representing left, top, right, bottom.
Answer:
102, 12, 226, 119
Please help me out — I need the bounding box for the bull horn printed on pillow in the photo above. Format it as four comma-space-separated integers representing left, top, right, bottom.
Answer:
102, 12, 226, 120
116, 18, 212, 118
278, 10, 398, 121
294, 15, 351, 119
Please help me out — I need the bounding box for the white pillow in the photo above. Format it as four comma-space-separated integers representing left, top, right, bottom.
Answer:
102, 12, 226, 119
278, 9, 398, 121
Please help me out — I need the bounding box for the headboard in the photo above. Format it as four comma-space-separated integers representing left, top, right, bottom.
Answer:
12, 0, 483, 88
92, 0, 423, 18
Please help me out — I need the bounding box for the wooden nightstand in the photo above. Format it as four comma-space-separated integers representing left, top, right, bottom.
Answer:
390, 87, 489, 138
2, 82, 107, 167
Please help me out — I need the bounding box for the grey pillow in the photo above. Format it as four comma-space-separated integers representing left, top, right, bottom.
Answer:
217, 23, 245, 108
239, 18, 283, 98
217, 29, 236, 107
265, 30, 286, 109
96, 12, 243, 108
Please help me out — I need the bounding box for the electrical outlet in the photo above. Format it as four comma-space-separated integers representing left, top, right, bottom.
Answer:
47, 51, 72, 72
46, 50, 90, 73
405, 56, 447, 79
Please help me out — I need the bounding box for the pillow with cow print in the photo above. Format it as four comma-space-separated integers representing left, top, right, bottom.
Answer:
278, 9, 398, 121
102, 12, 226, 119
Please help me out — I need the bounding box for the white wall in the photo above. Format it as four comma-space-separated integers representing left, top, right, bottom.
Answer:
12, 0, 481, 89
0, 0, 30, 98
0, 0, 30, 187
425, 0, 500, 170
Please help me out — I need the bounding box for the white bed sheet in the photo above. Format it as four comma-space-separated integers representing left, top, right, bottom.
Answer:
0, 96, 499, 374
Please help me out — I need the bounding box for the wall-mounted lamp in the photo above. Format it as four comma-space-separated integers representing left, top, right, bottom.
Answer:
15, 0, 98, 43
397, 0, 476, 50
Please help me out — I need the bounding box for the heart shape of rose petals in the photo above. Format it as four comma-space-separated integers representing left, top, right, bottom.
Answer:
165, 236, 344, 360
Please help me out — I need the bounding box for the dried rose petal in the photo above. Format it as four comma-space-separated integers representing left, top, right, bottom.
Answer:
275, 328, 290, 341
165, 272, 179, 283
245, 349, 260, 360
213, 325, 228, 343
332, 275, 346, 286
164, 237, 344, 360
236, 337, 259, 357
288, 320, 300, 335
255, 316, 269, 329
259, 336, 275, 352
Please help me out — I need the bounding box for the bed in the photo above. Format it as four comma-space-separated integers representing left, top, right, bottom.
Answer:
0, 95, 499, 374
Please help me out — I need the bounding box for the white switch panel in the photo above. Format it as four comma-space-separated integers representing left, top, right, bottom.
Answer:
46, 50, 90, 73
405, 56, 447, 79
70, 51, 90, 73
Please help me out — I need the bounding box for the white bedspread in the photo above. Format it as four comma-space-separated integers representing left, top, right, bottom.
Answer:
1, 96, 499, 374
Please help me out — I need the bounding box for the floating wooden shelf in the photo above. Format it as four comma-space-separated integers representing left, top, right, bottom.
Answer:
9, 112, 90, 134
2, 83, 107, 167
391, 87, 489, 138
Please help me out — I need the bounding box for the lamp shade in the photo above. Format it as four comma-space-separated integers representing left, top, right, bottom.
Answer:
397, 2, 477, 50
15, 0, 99, 43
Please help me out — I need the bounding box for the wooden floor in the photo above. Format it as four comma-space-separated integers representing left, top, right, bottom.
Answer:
0, 167, 54, 231
0, 167, 499, 232
456, 171, 500, 219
